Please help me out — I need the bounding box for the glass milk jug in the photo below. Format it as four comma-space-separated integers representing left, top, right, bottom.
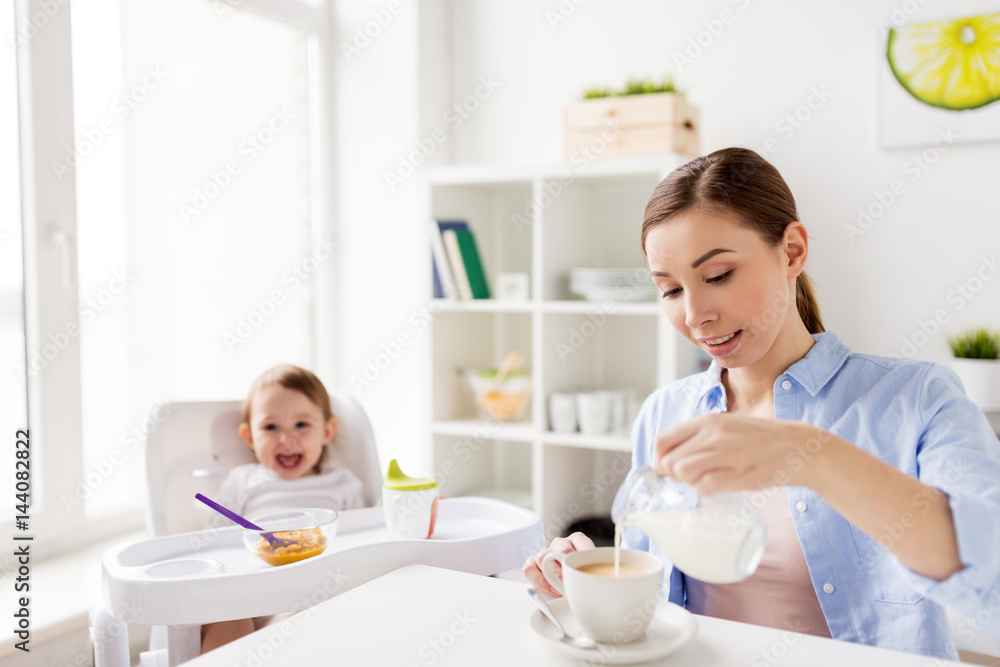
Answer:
611, 466, 767, 583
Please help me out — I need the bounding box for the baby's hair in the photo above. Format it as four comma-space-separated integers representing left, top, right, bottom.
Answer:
242, 364, 335, 473
641, 147, 825, 335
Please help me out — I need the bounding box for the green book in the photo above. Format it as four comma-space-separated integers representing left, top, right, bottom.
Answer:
452, 228, 491, 299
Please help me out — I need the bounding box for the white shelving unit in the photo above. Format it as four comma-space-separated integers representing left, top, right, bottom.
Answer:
421, 155, 706, 543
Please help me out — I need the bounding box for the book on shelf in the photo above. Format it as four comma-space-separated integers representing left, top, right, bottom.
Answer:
431, 260, 443, 299
441, 229, 474, 300
451, 228, 491, 299
430, 220, 491, 300
428, 220, 459, 299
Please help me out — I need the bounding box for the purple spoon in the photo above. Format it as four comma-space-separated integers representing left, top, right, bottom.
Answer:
195, 493, 289, 547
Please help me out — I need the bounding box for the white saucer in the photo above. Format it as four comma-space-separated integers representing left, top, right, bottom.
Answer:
527, 597, 698, 665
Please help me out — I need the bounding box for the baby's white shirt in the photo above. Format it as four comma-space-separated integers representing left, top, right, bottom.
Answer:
207, 463, 366, 528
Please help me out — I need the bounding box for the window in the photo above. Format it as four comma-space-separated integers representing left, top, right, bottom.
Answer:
13, 0, 332, 555
1, 0, 27, 526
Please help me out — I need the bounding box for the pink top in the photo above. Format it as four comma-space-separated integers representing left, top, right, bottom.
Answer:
685, 487, 832, 637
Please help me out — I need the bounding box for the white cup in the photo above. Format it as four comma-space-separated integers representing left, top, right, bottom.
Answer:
382, 487, 439, 539
541, 547, 664, 644
549, 392, 578, 432
577, 392, 611, 435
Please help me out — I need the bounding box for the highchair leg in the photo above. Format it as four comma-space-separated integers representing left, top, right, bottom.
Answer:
90, 602, 130, 667
165, 625, 201, 666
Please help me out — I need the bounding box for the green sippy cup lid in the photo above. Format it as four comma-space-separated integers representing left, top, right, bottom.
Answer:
383, 459, 438, 491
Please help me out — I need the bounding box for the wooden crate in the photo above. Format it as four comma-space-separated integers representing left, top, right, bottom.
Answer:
564, 92, 700, 158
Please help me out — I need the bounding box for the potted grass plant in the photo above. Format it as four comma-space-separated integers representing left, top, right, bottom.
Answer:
947, 327, 1000, 412
564, 77, 700, 158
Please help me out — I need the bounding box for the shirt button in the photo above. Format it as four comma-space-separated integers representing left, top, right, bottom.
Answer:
781, 380, 792, 390
823, 583, 835, 594
796, 501, 807, 512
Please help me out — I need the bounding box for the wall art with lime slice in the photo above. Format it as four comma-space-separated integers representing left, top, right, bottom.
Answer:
887, 12, 1000, 111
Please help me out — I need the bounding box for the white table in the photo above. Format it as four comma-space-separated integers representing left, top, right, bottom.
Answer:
187, 564, 964, 666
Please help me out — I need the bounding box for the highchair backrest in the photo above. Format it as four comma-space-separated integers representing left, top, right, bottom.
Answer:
145, 392, 382, 536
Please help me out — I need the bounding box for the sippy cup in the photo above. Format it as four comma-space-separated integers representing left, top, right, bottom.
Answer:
382, 459, 439, 539
611, 466, 767, 583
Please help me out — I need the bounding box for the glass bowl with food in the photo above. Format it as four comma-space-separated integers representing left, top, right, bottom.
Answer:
242, 508, 338, 566
465, 367, 532, 421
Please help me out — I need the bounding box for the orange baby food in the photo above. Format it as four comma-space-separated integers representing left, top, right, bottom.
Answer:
253, 527, 327, 566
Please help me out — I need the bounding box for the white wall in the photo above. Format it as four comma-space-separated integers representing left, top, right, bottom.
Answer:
444, 0, 1000, 360
335, 0, 1000, 469
333, 1, 432, 471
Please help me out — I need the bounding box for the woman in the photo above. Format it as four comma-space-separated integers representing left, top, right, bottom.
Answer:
523, 147, 1000, 660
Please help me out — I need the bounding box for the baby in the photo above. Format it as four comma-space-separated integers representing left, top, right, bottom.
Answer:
201, 364, 365, 653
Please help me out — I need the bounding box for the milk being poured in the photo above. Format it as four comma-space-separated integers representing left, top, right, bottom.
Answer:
611, 466, 767, 583
617, 510, 765, 584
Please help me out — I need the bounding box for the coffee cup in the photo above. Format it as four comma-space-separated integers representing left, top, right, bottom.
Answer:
540, 547, 664, 644
382, 459, 439, 539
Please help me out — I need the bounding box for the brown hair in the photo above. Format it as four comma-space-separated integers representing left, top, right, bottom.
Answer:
641, 147, 824, 334
242, 364, 335, 473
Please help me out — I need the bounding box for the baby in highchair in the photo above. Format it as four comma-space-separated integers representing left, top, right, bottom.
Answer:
201, 364, 365, 654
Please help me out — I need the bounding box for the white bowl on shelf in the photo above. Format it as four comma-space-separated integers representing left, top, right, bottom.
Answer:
568, 267, 657, 302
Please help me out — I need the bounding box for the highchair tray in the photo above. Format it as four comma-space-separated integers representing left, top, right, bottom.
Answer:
101, 497, 543, 626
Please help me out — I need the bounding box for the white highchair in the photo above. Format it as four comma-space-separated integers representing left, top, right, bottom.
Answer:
92, 393, 381, 667
91, 394, 544, 667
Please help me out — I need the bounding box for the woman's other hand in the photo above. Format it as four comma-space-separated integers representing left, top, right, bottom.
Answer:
522, 532, 596, 596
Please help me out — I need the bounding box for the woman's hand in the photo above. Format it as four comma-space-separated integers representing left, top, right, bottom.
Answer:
522, 532, 596, 596
654, 413, 824, 495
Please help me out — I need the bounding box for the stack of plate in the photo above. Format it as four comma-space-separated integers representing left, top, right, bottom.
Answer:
568, 268, 658, 302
